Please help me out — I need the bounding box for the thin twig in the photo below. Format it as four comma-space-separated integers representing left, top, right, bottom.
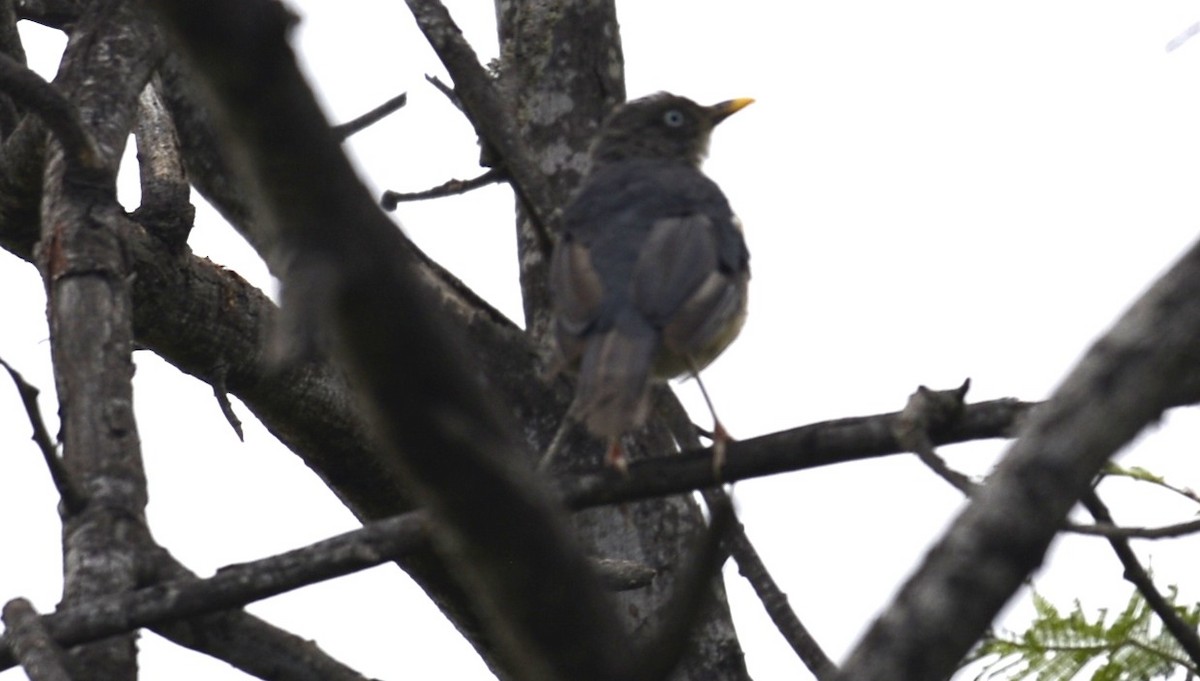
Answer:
380, 167, 506, 210
658, 390, 840, 681
0, 512, 430, 672
404, 0, 555, 252
1067, 517, 1200, 540
0, 357, 84, 513
331, 91, 406, 141
1080, 491, 1200, 669
425, 73, 461, 110
210, 364, 244, 441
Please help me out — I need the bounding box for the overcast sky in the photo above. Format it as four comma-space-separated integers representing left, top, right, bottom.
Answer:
3, 2, 1200, 680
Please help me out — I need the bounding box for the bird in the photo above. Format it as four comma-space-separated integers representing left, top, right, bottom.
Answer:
545, 92, 753, 473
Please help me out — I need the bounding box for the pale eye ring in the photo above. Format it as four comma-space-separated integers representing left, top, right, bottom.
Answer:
662, 109, 686, 127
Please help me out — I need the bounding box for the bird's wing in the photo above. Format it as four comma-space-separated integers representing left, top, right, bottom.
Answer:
549, 233, 605, 363
632, 214, 747, 360
630, 214, 717, 323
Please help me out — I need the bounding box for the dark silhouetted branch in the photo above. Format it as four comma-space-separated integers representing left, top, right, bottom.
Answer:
381, 167, 505, 210
840, 236, 1200, 681
562, 398, 1036, 510
332, 91, 406, 141
1080, 491, 1200, 668
0, 357, 83, 512
404, 0, 554, 251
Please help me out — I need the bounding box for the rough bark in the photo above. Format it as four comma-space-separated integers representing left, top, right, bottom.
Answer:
493, 3, 749, 678
35, 2, 161, 680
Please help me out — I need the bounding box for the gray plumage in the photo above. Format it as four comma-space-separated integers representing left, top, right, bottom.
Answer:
550, 93, 752, 454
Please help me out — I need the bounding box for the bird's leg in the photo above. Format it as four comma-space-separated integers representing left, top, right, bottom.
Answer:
687, 357, 732, 479
606, 437, 630, 475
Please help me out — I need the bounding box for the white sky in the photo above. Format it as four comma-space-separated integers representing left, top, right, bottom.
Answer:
3, 2, 1200, 680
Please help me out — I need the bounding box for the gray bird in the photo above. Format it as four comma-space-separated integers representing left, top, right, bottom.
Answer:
548, 92, 753, 471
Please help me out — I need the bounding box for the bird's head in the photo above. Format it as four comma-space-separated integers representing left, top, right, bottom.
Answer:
590, 92, 753, 166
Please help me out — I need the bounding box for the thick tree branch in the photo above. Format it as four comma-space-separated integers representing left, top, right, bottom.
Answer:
2, 599, 74, 681
147, 3, 639, 680
839, 236, 1200, 681
36, 3, 161, 680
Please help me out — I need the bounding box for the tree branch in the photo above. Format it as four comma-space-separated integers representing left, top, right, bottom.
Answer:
0, 357, 83, 512
331, 91, 406, 141
37, 4, 161, 680
403, 0, 554, 250
380, 167, 505, 210
1079, 491, 1200, 668
561, 398, 1035, 510
147, 2, 638, 680
2, 599, 74, 681
839, 235, 1200, 681
0, 513, 427, 673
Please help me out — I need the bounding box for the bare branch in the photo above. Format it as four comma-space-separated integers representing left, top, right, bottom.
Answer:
404, 0, 555, 251
0, 51, 98, 173
892, 380, 980, 495
1080, 491, 1200, 668
380, 167, 505, 210
148, 2, 637, 679
561, 397, 1036, 510
331, 91, 406, 141
0, 357, 84, 512
1067, 517, 1200, 540
132, 78, 193, 250
2, 599, 74, 681
38, 4, 162, 679
209, 364, 244, 441
659, 394, 840, 681
840, 236, 1200, 681
0, 513, 428, 673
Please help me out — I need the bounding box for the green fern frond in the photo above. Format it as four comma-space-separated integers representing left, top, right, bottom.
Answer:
962, 586, 1200, 681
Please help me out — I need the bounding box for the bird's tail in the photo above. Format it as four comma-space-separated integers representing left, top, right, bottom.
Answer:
572, 329, 658, 440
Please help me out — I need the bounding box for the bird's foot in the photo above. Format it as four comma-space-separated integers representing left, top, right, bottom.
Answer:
606, 440, 630, 476
710, 420, 733, 480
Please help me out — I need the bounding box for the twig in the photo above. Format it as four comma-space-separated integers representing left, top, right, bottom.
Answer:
1067, 517, 1200, 540
331, 91, 406, 142
0, 512, 430, 672
404, 0, 555, 253
425, 73, 460, 110
1102, 463, 1200, 505
658, 392, 840, 681
1080, 491, 1200, 668
380, 167, 506, 210
210, 364, 244, 441
2, 599, 74, 681
0, 357, 84, 513
892, 380, 980, 495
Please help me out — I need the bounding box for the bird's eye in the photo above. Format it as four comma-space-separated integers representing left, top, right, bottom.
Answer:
662, 109, 686, 128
